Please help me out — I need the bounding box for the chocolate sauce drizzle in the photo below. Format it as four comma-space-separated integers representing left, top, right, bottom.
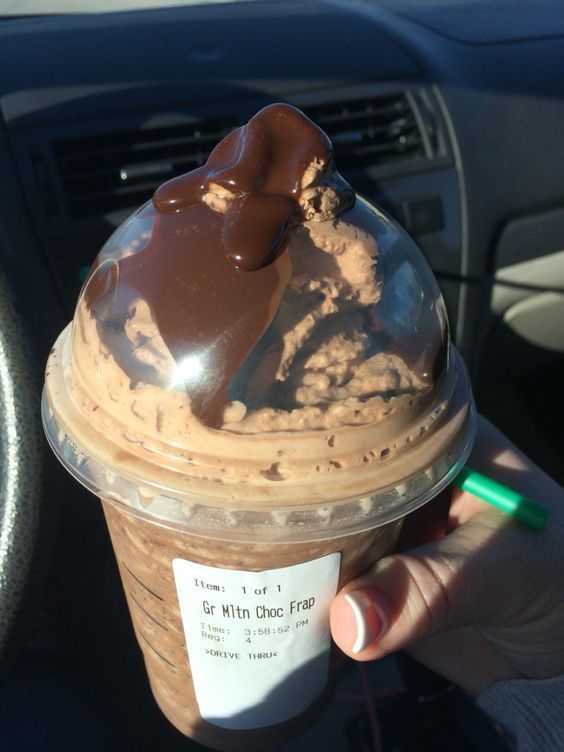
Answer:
153, 103, 336, 271
83, 104, 353, 428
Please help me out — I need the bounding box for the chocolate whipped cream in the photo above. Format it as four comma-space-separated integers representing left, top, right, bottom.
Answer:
84, 104, 355, 427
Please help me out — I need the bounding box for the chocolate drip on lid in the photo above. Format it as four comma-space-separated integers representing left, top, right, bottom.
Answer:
83, 104, 354, 427
153, 103, 343, 271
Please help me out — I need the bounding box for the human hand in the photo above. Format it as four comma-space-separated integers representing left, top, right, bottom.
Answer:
330, 416, 564, 696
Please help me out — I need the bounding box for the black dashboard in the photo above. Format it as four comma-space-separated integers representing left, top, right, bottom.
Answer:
0, 1, 563, 750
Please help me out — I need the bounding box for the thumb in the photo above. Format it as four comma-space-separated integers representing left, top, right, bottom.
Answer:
330, 509, 510, 660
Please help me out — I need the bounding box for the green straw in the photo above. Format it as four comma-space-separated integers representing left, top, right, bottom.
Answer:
453, 466, 549, 531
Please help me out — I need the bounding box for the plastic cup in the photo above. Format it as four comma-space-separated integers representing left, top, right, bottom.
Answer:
42, 105, 475, 750
99, 498, 404, 750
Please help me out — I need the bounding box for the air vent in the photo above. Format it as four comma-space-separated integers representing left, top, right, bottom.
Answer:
52, 116, 237, 219
51, 94, 427, 221
303, 94, 427, 169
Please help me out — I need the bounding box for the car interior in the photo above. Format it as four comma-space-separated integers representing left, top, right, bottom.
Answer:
0, 1, 563, 750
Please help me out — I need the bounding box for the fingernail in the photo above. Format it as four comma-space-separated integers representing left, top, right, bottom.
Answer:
344, 587, 389, 654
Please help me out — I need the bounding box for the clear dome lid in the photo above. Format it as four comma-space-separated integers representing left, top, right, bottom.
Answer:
43, 103, 474, 532
73, 104, 448, 436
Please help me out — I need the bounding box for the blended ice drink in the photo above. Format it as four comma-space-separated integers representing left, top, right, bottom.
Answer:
43, 104, 475, 750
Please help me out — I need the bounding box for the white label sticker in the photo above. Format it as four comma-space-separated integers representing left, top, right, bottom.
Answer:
172, 553, 341, 730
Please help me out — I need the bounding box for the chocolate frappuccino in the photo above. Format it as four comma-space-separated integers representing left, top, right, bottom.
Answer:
43, 103, 475, 751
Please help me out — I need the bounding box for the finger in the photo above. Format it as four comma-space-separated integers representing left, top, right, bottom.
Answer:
330, 508, 509, 661
447, 487, 489, 529
464, 416, 561, 509
398, 416, 534, 547
448, 414, 561, 529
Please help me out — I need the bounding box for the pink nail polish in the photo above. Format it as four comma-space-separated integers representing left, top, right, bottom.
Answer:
344, 588, 389, 654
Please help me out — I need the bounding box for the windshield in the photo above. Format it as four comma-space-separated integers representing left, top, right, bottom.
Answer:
0, 0, 251, 15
